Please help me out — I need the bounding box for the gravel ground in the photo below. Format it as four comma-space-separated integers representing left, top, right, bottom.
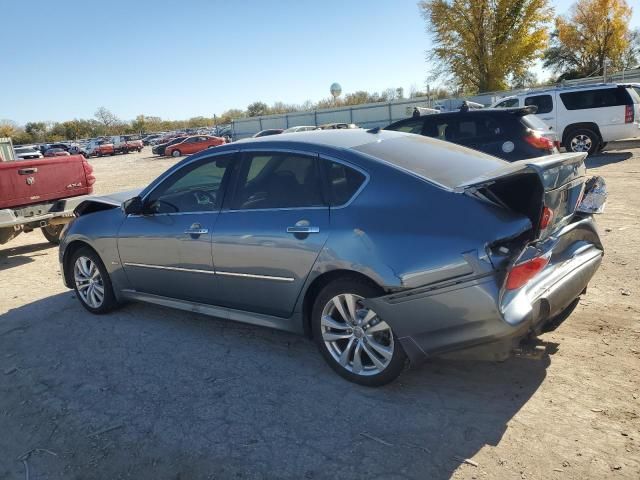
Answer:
1, 145, 639, 479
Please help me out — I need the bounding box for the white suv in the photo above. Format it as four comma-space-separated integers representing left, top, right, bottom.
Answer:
492, 83, 640, 154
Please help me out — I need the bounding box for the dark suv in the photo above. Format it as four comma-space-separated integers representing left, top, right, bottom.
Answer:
384, 106, 559, 161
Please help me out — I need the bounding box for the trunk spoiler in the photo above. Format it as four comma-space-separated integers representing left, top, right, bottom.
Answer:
454, 152, 587, 193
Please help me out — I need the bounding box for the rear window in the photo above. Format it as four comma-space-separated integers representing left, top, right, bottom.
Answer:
560, 87, 631, 110
524, 94, 553, 114
354, 135, 506, 190
520, 114, 550, 131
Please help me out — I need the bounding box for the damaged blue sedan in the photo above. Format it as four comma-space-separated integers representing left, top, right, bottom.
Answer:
59, 129, 605, 385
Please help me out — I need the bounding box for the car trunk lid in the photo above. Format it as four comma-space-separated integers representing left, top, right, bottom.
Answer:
456, 152, 588, 241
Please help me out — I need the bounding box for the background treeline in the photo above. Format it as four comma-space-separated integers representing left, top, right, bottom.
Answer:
0, 86, 450, 144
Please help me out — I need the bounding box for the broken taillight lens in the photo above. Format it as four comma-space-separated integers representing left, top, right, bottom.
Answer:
524, 132, 554, 150
539, 206, 553, 229
625, 105, 634, 123
506, 256, 550, 290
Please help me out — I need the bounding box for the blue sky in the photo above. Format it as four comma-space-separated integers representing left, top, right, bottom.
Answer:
0, 0, 638, 124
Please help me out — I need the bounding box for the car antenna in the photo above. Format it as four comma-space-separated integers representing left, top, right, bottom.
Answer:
366, 126, 381, 134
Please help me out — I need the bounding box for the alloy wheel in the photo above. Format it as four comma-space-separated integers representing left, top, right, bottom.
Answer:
321, 293, 394, 376
570, 134, 592, 152
74, 256, 105, 308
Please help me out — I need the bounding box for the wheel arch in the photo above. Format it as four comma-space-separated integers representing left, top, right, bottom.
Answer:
562, 122, 602, 146
62, 240, 98, 288
301, 269, 383, 338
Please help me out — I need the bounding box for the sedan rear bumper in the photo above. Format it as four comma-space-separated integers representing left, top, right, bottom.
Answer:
364, 231, 603, 364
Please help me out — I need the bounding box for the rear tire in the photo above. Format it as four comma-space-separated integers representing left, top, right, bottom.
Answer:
311, 278, 407, 386
41, 224, 63, 244
70, 246, 118, 314
172, 149, 181, 157
564, 128, 600, 155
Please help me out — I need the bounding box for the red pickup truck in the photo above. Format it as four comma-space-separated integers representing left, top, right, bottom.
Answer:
0, 155, 95, 245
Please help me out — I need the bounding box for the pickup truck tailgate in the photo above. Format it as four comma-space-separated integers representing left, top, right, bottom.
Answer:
0, 155, 93, 209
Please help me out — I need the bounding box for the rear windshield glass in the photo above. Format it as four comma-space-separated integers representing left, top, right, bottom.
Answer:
353, 135, 506, 190
520, 114, 550, 131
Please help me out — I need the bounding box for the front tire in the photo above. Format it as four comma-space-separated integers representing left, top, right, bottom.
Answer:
70, 247, 118, 314
41, 224, 63, 244
311, 278, 406, 386
171, 149, 181, 157
565, 128, 600, 155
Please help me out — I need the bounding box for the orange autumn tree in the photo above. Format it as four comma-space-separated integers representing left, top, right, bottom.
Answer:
544, 0, 633, 80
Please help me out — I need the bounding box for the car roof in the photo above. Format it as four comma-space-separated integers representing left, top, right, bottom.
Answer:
226, 129, 506, 190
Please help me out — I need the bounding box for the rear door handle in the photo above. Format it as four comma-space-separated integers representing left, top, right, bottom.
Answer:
287, 226, 320, 234
18, 168, 37, 175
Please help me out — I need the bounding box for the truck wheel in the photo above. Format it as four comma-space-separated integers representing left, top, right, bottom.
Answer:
41, 224, 64, 244
172, 149, 181, 157
564, 128, 600, 155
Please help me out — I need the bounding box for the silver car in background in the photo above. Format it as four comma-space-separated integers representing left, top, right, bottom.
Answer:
59, 129, 605, 385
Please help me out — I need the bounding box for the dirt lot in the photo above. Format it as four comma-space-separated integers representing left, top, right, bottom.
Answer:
1, 145, 639, 479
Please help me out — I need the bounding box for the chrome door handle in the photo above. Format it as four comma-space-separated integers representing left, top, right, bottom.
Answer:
287, 226, 320, 234
185, 223, 208, 235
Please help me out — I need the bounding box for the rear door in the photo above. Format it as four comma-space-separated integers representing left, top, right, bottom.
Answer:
447, 114, 511, 159
211, 150, 329, 317
524, 93, 556, 132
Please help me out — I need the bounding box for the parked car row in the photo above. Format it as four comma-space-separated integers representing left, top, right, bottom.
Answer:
152, 135, 226, 157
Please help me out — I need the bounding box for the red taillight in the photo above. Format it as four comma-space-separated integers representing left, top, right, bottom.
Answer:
539, 206, 553, 229
524, 132, 554, 150
625, 105, 634, 123
506, 256, 549, 290
82, 160, 96, 186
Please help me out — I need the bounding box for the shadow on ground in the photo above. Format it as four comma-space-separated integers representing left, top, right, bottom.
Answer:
0, 293, 551, 479
586, 151, 633, 168
0, 241, 54, 271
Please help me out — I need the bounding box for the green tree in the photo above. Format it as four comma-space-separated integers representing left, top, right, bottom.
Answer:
246, 101, 269, 117
419, 0, 553, 92
544, 0, 633, 79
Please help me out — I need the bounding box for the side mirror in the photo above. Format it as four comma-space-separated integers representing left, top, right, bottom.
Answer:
122, 196, 143, 215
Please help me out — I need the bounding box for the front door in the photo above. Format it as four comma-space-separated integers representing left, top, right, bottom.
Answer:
525, 93, 556, 132
212, 150, 329, 318
117, 153, 235, 304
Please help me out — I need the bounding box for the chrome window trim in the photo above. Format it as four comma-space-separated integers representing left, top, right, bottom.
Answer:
123, 262, 294, 282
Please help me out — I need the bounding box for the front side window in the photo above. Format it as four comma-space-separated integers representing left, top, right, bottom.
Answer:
231, 152, 324, 210
145, 155, 233, 214
323, 160, 366, 206
524, 94, 553, 114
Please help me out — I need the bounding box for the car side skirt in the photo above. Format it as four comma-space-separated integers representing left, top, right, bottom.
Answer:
120, 289, 303, 334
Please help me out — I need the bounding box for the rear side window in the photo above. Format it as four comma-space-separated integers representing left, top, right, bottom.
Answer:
387, 118, 424, 134
231, 152, 324, 210
524, 94, 553, 114
560, 87, 631, 110
324, 161, 366, 206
